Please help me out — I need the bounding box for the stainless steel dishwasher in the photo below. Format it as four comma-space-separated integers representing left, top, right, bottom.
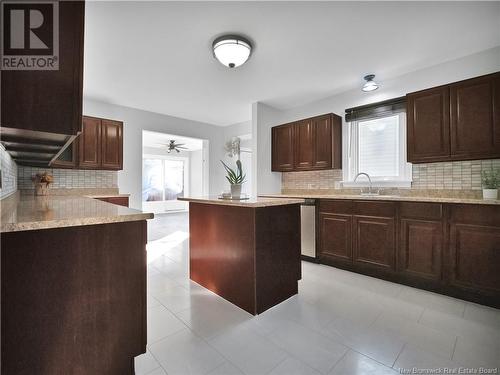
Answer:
300, 199, 316, 259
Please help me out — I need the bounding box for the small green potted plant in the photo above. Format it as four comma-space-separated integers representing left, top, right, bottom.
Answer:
221, 159, 246, 198
481, 168, 499, 200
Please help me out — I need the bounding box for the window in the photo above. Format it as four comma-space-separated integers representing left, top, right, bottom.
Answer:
346, 111, 411, 186
142, 157, 187, 202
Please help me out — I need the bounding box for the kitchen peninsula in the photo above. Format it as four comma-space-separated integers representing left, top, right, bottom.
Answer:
1, 194, 153, 374
178, 196, 304, 314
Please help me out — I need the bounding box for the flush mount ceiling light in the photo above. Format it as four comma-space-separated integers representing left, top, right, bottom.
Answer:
362, 74, 379, 92
212, 35, 252, 68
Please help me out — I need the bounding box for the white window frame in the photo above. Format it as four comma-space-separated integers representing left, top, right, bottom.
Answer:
343, 111, 412, 188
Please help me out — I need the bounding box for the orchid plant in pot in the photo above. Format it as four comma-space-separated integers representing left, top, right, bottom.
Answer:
482, 169, 499, 200
221, 159, 246, 198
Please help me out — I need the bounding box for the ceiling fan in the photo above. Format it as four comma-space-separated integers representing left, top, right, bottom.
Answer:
157, 140, 188, 153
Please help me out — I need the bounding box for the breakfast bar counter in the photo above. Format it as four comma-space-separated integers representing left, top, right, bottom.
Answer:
178, 196, 304, 314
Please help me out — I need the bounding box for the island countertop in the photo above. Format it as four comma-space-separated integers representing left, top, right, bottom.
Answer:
1, 194, 153, 233
178, 196, 305, 208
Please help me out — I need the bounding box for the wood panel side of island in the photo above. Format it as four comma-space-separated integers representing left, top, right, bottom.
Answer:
189, 203, 257, 314
255, 204, 301, 313
1, 220, 147, 375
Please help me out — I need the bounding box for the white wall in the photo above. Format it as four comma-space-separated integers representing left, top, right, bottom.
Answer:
84, 99, 226, 209
253, 102, 286, 194
254, 46, 500, 193
190, 149, 204, 197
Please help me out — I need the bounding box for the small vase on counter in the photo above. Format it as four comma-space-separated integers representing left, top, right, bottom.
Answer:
230, 183, 242, 199
481, 169, 499, 200
35, 182, 50, 196
31, 172, 54, 196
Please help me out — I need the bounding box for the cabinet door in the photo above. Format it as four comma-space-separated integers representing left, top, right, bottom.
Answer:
294, 120, 314, 170
407, 86, 450, 163
51, 139, 79, 169
450, 73, 500, 160
271, 124, 294, 171
312, 115, 332, 169
399, 219, 442, 282
79, 117, 101, 169
101, 119, 123, 170
1, 1, 84, 135
353, 215, 395, 271
319, 213, 352, 263
449, 223, 500, 295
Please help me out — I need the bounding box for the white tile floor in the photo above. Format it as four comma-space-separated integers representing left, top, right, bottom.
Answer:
136, 213, 500, 375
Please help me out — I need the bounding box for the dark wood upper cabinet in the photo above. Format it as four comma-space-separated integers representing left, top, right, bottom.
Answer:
52, 115, 123, 170
313, 114, 340, 169
407, 72, 500, 163
101, 119, 123, 170
79, 117, 101, 169
0, 1, 85, 136
50, 140, 79, 169
272, 123, 295, 172
271, 113, 341, 172
294, 120, 314, 170
407, 86, 450, 163
450, 73, 500, 160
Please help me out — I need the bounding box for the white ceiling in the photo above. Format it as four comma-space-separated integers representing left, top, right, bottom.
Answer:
143, 130, 204, 151
84, 1, 500, 126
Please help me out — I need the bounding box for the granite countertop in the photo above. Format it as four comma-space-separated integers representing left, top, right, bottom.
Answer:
259, 193, 500, 205
1, 194, 153, 233
178, 196, 305, 208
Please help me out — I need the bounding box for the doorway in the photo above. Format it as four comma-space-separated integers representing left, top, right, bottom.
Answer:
142, 131, 206, 213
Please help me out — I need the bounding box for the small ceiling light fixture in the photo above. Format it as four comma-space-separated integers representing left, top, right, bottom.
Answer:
362, 74, 379, 92
212, 35, 252, 68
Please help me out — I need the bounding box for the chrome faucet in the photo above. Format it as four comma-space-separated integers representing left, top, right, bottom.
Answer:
354, 172, 378, 195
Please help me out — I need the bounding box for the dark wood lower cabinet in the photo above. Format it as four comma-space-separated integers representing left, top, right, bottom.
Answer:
447, 204, 500, 306
95, 196, 129, 207
399, 219, 443, 283
398, 202, 444, 287
318, 199, 500, 308
319, 213, 352, 264
1, 221, 147, 374
353, 215, 395, 271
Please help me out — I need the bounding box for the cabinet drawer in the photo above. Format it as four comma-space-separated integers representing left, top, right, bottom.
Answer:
400, 202, 443, 220
353, 201, 396, 217
318, 199, 353, 215
450, 204, 500, 226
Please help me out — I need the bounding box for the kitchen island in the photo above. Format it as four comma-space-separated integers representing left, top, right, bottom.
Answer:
1, 194, 153, 374
178, 196, 304, 314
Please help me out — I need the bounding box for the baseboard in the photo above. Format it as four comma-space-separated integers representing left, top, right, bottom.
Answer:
301, 255, 319, 263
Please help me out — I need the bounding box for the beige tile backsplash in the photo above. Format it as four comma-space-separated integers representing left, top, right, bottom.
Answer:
18, 166, 118, 190
0, 145, 18, 199
282, 159, 500, 191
